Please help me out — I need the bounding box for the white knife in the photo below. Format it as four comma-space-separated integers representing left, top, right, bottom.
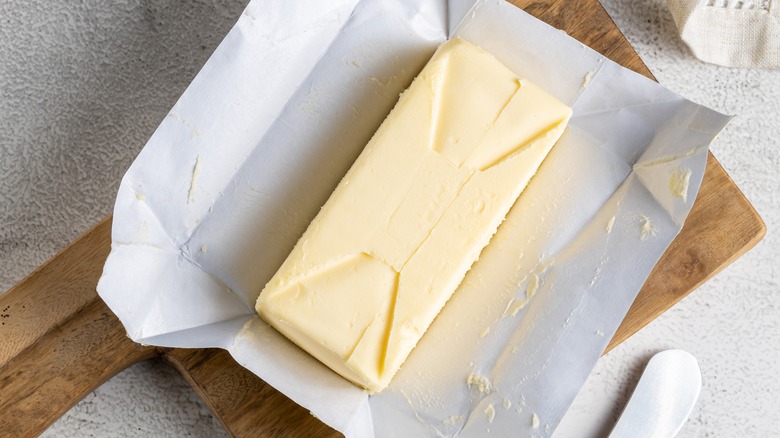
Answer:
609, 350, 702, 438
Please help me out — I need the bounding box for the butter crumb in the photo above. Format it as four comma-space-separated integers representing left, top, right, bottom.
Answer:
350, 59, 362, 68
606, 216, 616, 234
479, 327, 490, 338
503, 399, 512, 409
467, 373, 492, 394
485, 404, 496, 424
669, 167, 692, 202
639, 215, 656, 241
527, 273, 540, 299
138, 221, 149, 240
135, 192, 145, 201
188, 155, 203, 203
582, 71, 593, 88
503, 298, 527, 317
532, 413, 540, 429
201, 244, 207, 254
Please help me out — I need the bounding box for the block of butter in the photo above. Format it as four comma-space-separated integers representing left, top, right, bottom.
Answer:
256, 38, 572, 393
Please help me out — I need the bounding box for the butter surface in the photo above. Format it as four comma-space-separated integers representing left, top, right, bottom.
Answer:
256, 38, 572, 393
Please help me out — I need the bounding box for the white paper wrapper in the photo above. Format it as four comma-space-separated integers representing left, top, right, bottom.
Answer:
97, 0, 730, 436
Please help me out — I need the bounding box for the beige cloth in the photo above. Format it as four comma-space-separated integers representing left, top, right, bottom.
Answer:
668, 0, 779, 68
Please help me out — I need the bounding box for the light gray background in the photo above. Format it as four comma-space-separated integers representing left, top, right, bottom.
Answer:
1, 0, 777, 436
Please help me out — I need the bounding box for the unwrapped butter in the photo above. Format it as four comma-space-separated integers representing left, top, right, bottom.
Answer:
256, 38, 572, 393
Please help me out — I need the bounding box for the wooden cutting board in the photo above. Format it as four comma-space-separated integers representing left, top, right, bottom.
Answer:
0, 1, 765, 436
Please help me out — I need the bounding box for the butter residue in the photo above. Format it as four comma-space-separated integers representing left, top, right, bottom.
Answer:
485, 404, 496, 424
187, 155, 203, 203
503, 272, 540, 317
532, 413, 540, 429
443, 416, 464, 427
368, 75, 397, 88
168, 111, 202, 139
503, 298, 528, 317
527, 272, 539, 299
582, 71, 593, 88
639, 214, 656, 241
467, 373, 493, 394
637, 147, 701, 168
138, 221, 149, 241
669, 167, 692, 202
606, 216, 616, 234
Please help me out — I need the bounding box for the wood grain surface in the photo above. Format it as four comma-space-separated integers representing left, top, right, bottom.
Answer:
0, 1, 765, 437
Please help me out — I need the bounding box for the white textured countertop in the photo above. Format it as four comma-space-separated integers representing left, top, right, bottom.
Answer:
2, 1, 777, 436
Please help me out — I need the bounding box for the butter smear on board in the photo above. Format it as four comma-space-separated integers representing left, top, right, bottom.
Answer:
256, 38, 572, 393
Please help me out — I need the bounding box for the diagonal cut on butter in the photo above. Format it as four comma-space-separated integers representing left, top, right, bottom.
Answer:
256, 38, 572, 393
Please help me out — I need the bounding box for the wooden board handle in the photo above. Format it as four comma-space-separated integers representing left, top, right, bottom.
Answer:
0, 215, 337, 437
163, 348, 341, 437
0, 219, 157, 437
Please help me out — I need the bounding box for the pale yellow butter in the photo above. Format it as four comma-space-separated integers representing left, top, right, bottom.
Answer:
256, 38, 572, 392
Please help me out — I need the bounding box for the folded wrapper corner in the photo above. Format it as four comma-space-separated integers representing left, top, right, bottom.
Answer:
256, 38, 572, 393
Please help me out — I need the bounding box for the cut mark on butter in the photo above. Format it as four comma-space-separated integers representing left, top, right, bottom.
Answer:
187, 155, 203, 203
532, 413, 540, 429
467, 373, 492, 394
639, 214, 656, 241
485, 404, 496, 424
606, 216, 616, 234
669, 167, 692, 202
